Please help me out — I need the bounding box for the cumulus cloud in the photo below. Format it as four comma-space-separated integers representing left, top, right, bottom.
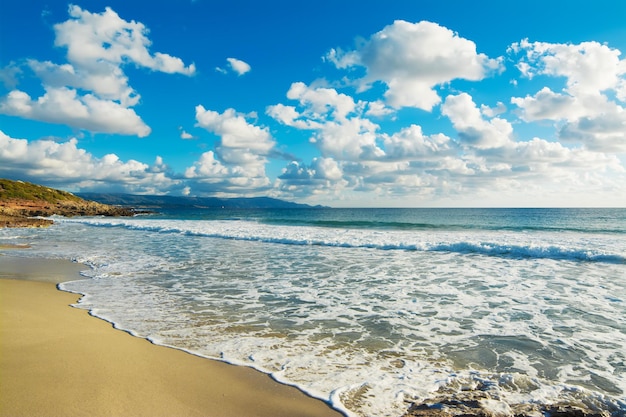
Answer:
270, 24, 624, 204
279, 157, 343, 182
442, 93, 513, 149
268, 82, 382, 161
559, 112, 626, 152
189, 106, 275, 195
327, 20, 503, 110
382, 124, 455, 160
0, 62, 22, 89
267, 82, 361, 130
365, 100, 394, 117
286, 82, 357, 120
510, 39, 626, 152
275, 158, 347, 198
268, 76, 625, 204
26, 58, 138, 107
0, 5, 195, 137
184, 150, 229, 178
55, 5, 195, 75
510, 39, 625, 95
226, 58, 251, 75
0, 130, 180, 193
480, 102, 507, 118
195, 106, 274, 157
512, 87, 588, 122
0, 87, 151, 137
477, 136, 625, 206
179, 127, 195, 140
268, 83, 481, 199
313, 117, 382, 161
4, 11, 623, 205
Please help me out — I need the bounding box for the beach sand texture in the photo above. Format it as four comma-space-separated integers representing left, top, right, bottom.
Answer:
0, 256, 342, 417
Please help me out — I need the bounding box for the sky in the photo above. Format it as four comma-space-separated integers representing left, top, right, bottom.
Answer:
1, 0, 626, 207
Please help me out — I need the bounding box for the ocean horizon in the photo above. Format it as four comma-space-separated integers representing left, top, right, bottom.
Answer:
1, 207, 625, 417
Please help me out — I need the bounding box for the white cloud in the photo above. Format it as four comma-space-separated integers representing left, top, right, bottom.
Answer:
268, 82, 382, 161
0, 62, 22, 89
512, 87, 587, 122
226, 58, 251, 75
185, 149, 274, 196
0, 87, 151, 137
184, 151, 228, 178
312, 157, 344, 180
478, 136, 621, 174
275, 158, 347, 198
314, 117, 382, 161
179, 127, 195, 140
269, 85, 485, 200
0, 5, 195, 136
365, 100, 394, 117
382, 124, 454, 160
441, 93, 513, 149
475, 137, 626, 206
0, 130, 179, 193
190, 106, 275, 194
27, 59, 139, 107
327, 20, 503, 110
286, 82, 357, 120
279, 157, 344, 182
510, 39, 626, 152
55, 5, 195, 76
268, 69, 625, 205
266, 103, 311, 129
480, 102, 507, 118
559, 112, 626, 152
195, 106, 274, 156
272, 82, 625, 204
511, 39, 625, 96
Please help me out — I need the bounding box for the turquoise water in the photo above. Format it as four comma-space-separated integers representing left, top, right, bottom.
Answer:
1, 208, 625, 416
157, 207, 626, 234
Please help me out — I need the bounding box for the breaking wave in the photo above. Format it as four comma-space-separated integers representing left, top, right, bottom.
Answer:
54, 217, 625, 264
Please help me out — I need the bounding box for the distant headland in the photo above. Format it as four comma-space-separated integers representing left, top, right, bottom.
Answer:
76, 192, 322, 210
0, 178, 321, 228
0, 179, 135, 228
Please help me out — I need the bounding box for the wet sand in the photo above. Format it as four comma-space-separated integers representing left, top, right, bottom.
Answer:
0, 255, 342, 417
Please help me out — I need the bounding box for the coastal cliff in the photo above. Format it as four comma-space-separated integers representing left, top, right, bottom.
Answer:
0, 179, 134, 228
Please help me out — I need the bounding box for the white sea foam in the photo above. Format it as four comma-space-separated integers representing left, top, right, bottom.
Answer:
3, 216, 625, 416
52, 217, 626, 264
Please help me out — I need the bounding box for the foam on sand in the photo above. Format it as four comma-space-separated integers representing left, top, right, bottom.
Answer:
0, 256, 341, 417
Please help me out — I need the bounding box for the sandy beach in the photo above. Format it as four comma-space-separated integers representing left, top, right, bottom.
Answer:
0, 255, 342, 417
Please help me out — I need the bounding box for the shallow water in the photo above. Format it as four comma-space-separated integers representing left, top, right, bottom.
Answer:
2, 208, 625, 417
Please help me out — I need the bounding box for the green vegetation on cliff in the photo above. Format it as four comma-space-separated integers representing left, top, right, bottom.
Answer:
0, 179, 135, 228
0, 179, 83, 203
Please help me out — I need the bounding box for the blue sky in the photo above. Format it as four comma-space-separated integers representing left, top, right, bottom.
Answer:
1, 0, 626, 207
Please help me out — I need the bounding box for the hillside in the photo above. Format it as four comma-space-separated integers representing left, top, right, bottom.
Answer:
0, 179, 134, 228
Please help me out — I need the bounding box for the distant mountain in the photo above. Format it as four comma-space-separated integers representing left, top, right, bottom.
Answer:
76, 193, 322, 209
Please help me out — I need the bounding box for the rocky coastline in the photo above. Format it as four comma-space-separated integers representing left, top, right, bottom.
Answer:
0, 179, 135, 228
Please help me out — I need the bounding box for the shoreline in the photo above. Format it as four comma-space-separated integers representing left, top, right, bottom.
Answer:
1, 252, 618, 417
0, 255, 342, 417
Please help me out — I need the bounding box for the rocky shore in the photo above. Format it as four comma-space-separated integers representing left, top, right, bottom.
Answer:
405, 402, 607, 417
0, 179, 135, 228
403, 384, 611, 417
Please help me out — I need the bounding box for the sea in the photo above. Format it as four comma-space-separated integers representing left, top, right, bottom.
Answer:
1, 207, 625, 417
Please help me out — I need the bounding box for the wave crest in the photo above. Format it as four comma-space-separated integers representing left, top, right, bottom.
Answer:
54, 217, 625, 264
